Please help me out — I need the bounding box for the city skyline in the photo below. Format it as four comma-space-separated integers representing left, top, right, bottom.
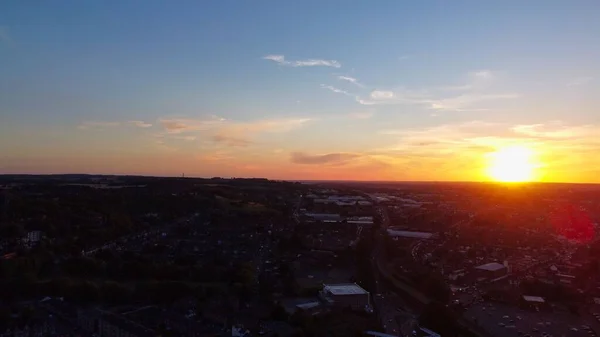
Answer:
1, 1, 599, 182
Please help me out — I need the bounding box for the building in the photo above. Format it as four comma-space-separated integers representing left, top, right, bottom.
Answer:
520, 295, 547, 310
474, 262, 508, 279
347, 216, 374, 225
387, 230, 434, 239
78, 308, 154, 337
303, 213, 343, 223
320, 283, 370, 310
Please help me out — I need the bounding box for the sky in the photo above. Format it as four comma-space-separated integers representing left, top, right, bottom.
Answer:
1, 1, 599, 182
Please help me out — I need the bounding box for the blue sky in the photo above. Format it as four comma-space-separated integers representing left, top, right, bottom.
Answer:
1, 1, 599, 181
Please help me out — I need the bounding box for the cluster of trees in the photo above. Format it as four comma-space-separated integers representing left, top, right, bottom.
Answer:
355, 232, 375, 292
520, 279, 581, 304
419, 301, 460, 337
0, 276, 226, 305
0, 247, 256, 305
278, 308, 379, 337
0, 305, 36, 331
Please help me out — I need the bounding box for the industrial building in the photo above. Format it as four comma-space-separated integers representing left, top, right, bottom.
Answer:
386, 229, 434, 239
474, 262, 508, 279
320, 283, 370, 310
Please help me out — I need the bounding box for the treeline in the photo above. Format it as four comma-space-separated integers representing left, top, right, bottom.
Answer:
0, 249, 256, 305
0, 276, 227, 305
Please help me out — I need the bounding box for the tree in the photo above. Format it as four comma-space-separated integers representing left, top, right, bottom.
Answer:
419, 301, 458, 337
271, 303, 289, 321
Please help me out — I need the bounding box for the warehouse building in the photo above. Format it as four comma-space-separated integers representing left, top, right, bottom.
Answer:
320, 283, 370, 310
474, 262, 508, 279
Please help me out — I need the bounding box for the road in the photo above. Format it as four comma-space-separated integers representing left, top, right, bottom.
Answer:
370, 205, 406, 335
372, 204, 497, 337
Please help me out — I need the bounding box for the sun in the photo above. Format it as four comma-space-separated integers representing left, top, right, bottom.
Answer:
486, 146, 537, 183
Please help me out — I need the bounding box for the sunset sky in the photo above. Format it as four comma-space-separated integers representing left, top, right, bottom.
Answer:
1, 1, 599, 182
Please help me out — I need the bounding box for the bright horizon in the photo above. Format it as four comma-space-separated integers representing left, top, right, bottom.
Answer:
1, 1, 599, 183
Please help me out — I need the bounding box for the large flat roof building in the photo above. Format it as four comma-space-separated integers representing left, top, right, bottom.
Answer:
323, 284, 368, 296
474, 262, 508, 279
387, 229, 434, 239
475, 262, 506, 272
320, 283, 370, 310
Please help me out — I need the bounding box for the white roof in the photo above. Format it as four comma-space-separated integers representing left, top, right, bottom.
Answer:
296, 301, 320, 309
387, 229, 433, 239
475, 262, 506, 271
523, 295, 545, 303
323, 283, 368, 295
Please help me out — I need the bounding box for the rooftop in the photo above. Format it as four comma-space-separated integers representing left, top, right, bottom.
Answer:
522, 295, 545, 303
323, 283, 368, 296
386, 229, 433, 239
475, 262, 506, 271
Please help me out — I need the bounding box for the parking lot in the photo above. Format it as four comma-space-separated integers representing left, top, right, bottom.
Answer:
466, 302, 600, 337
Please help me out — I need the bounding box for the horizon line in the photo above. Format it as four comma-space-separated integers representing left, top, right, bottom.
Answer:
0, 173, 598, 186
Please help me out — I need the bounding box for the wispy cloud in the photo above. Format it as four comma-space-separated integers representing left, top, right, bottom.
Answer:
398, 55, 410, 61
0, 26, 11, 44
356, 88, 430, 106
172, 135, 197, 141
128, 120, 153, 128
567, 76, 593, 87
320, 84, 351, 96
263, 54, 341, 68
212, 135, 253, 147
197, 151, 234, 162
338, 76, 363, 87
430, 93, 518, 111
348, 111, 374, 119
291, 152, 362, 165
441, 70, 494, 91
158, 116, 312, 147
159, 116, 226, 134
471, 70, 493, 79
77, 121, 121, 130
356, 70, 518, 111
78, 120, 154, 130
511, 121, 598, 139
378, 120, 600, 165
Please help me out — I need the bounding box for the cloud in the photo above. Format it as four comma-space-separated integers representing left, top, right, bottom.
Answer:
356, 70, 518, 111
290, 152, 362, 165
128, 120, 153, 128
0, 26, 10, 44
197, 151, 234, 162
378, 121, 508, 155
357, 88, 430, 105
263, 55, 287, 64
172, 135, 197, 141
159, 116, 226, 134
348, 111, 374, 119
263, 54, 341, 68
441, 70, 494, 91
429, 93, 519, 111
398, 55, 410, 61
511, 121, 598, 139
370, 91, 395, 100
212, 135, 252, 147
471, 70, 493, 79
294, 59, 341, 68
567, 76, 593, 87
378, 120, 600, 171
77, 121, 121, 130
158, 116, 312, 147
320, 84, 351, 96
78, 120, 154, 130
338, 76, 363, 87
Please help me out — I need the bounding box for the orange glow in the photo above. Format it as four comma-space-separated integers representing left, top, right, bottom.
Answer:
486, 146, 538, 183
